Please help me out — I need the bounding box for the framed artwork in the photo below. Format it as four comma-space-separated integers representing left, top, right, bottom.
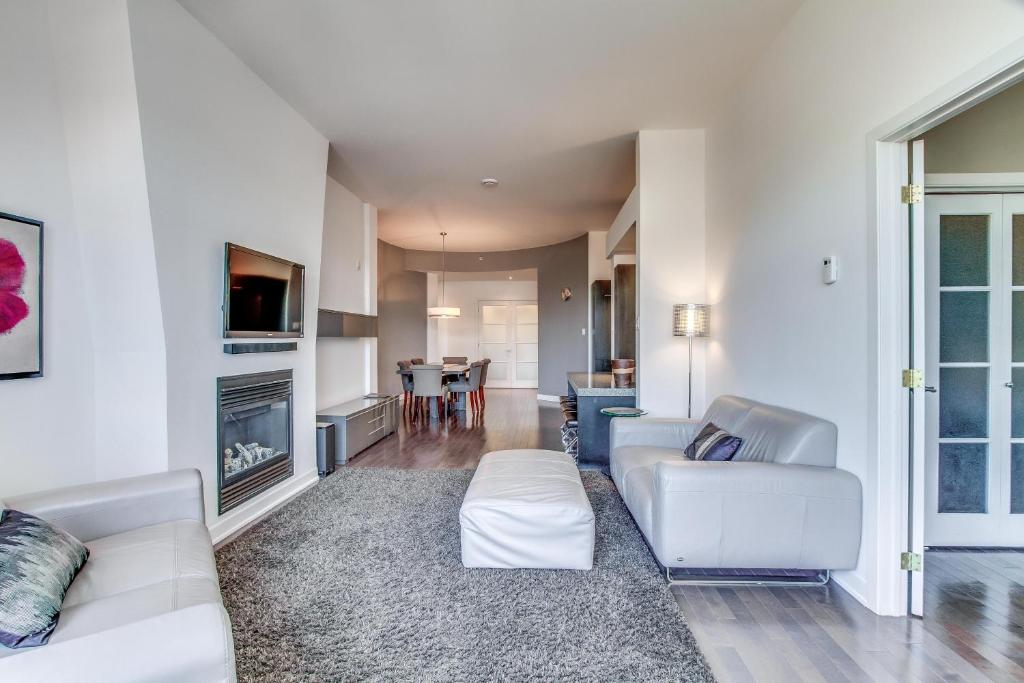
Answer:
0, 212, 43, 379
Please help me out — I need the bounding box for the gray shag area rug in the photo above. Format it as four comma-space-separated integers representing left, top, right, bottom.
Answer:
217, 468, 715, 682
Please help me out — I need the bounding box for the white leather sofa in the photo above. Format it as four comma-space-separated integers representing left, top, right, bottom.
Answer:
0, 469, 235, 683
610, 395, 862, 575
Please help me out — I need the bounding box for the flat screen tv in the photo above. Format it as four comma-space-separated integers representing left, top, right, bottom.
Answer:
223, 243, 304, 338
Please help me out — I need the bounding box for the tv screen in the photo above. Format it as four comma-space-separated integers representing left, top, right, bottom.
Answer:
224, 243, 304, 338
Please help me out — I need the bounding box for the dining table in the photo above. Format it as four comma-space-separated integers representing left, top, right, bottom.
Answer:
396, 363, 472, 415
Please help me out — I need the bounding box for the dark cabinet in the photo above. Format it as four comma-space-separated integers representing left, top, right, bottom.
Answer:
613, 264, 636, 359
591, 279, 611, 372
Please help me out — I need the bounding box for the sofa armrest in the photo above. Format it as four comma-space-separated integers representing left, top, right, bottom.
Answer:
4, 469, 205, 542
648, 460, 862, 570
609, 417, 701, 452
0, 603, 235, 683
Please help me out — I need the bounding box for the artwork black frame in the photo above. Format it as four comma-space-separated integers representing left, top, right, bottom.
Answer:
0, 211, 43, 380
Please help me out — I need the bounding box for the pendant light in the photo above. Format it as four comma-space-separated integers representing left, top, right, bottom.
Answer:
428, 231, 461, 318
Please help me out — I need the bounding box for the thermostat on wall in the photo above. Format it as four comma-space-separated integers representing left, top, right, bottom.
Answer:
823, 256, 838, 285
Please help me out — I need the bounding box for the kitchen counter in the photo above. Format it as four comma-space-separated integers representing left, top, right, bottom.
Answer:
567, 372, 636, 397
565, 372, 636, 468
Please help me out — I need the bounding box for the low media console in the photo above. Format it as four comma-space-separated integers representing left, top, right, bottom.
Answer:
316, 394, 398, 465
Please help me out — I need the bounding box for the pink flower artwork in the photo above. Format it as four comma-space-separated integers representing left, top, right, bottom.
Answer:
0, 239, 28, 335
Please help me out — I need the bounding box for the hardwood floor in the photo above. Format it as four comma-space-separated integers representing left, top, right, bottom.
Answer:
347, 388, 563, 468
674, 551, 1024, 682
347, 390, 1024, 681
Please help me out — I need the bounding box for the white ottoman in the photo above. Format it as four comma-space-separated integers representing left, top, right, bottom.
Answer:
460, 449, 595, 570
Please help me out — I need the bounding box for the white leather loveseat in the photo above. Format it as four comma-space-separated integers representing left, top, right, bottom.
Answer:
610, 395, 862, 576
0, 469, 235, 682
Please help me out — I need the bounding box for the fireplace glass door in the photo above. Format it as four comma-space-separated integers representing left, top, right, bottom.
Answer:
221, 399, 290, 480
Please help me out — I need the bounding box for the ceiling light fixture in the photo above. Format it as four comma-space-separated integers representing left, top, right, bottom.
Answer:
480, 178, 499, 187
427, 232, 461, 319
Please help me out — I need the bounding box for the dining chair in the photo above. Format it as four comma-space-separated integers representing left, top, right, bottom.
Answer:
446, 361, 484, 412
442, 356, 468, 364
397, 360, 414, 412
411, 364, 448, 420
478, 358, 491, 408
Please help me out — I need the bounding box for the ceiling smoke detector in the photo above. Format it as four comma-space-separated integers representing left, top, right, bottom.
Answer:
480, 178, 499, 188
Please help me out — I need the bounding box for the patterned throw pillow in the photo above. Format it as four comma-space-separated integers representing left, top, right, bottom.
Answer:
0, 509, 89, 649
684, 422, 743, 461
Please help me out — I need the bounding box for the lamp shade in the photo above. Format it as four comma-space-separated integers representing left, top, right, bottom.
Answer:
673, 304, 709, 337
428, 306, 461, 319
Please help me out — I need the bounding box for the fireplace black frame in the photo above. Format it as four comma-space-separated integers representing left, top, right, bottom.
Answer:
217, 369, 294, 514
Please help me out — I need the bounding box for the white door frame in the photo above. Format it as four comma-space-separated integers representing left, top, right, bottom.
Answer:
873, 46, 1024, 616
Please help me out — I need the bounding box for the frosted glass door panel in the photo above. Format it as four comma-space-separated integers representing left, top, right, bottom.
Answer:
938, 443, 988, 513
939, 292, 988, 362
940, 215, 988, 286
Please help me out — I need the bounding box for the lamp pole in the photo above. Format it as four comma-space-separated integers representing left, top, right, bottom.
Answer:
687, 335, 694, 419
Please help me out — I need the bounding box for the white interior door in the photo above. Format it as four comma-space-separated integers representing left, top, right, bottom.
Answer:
925, 193, 1024, 547
478, 300, 538, 388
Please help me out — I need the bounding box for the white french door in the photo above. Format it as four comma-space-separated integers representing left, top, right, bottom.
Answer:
925, 193, 1024, 547
478, 300, 538, 388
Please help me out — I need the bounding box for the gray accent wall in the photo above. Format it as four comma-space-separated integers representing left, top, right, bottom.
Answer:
403, 235, 589, 396
377, 240, 427, 395
922, 80, 1024, 173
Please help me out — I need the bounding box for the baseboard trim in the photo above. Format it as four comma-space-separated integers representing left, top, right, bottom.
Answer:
210, 467, 319, 547
537, 393, 560, 403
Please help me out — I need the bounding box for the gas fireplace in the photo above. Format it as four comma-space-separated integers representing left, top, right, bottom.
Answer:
217, 369, 293, 513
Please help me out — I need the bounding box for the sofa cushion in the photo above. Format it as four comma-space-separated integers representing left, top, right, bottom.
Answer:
62, 520, 217, 609
0, 519, 222, 661
45, 577, 223, 647
0, 509, 90, 649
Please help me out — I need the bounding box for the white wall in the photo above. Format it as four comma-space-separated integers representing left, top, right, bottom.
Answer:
635, 130, 706, 418
127, 0, 329, 532
0, 2, 97, 498
588, 231, 612, 284
704, 0, 1024, 613
317, 176, 378, 408
49, 0, 169, 481
431, 278, 538, 362
426, 272, 439, 362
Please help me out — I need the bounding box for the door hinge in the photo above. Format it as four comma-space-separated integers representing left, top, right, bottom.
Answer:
901, 184, 923, 204
902, 368, 923, 389
900, 551, 922, 572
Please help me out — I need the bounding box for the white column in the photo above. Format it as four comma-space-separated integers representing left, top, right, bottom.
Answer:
635, 130, 706, 417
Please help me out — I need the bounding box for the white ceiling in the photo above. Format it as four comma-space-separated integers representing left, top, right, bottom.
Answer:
179, 0, 801, 251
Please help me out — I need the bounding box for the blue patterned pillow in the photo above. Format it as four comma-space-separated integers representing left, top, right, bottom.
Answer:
0, 509, 89, 649
684, 422, 742, 461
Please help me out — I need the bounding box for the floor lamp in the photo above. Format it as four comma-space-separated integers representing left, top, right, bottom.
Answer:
673, 304, 709, 418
